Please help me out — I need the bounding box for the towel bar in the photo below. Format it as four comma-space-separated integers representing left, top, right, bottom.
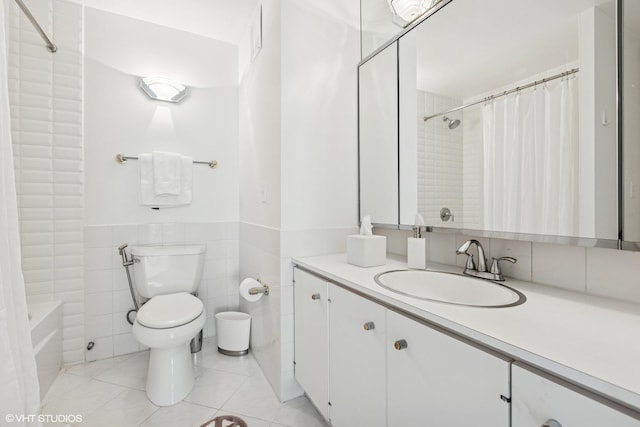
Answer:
116, 153, 218, 169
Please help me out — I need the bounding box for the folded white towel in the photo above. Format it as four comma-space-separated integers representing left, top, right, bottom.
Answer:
139, 154, 193, 207
152, 151, 181, 195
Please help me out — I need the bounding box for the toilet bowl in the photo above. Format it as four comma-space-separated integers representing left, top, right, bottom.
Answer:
133, 292, 205, 406
129, 245, 206, 406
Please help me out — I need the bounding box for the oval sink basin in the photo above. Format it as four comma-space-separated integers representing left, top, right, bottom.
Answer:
374, 270, 525, 308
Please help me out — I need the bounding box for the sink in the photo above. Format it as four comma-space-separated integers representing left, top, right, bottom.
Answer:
374, 270, 525, 308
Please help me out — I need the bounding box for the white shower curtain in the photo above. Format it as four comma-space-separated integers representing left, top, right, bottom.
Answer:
0, 2, 41, 424
482, 76, 579, 236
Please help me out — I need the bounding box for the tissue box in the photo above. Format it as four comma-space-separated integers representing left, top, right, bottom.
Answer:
347, 235, 386, 267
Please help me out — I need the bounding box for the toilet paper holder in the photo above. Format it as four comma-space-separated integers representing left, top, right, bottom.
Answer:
248, 279, 270, 296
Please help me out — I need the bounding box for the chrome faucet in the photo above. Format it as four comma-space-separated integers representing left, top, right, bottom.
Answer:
456, 239, 516, 281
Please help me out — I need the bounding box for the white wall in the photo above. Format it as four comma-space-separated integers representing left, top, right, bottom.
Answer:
82, 8, 241, 361
280, 0, 358, 230
9, 0, 85, 364
280, 0, 359, 399
84, 8, 239, 225
238, 0, 284, 399
238, 1, 282, 230
239, 0, 360, 402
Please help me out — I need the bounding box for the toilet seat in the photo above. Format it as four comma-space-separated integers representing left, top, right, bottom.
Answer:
137, 292, 203, 329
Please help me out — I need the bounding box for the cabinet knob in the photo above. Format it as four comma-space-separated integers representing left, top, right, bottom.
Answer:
311, 293, 321, 300
394, 339, 408, 350
542, 420, 562, 427
363, 322, 375, 331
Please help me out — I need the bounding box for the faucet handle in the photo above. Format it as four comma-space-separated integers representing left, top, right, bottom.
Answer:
456, 241, 476, 271
464, 254, 476, 270
490, 257, 517, 274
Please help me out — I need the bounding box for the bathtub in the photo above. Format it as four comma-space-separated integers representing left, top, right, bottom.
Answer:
28, 301, 62, 400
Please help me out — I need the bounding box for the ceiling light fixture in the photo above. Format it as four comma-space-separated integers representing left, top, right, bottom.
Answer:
139, 77, 188, 103
387, 0, 442, 28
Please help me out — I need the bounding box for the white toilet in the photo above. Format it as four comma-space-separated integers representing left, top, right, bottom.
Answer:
130, 244, 206, 406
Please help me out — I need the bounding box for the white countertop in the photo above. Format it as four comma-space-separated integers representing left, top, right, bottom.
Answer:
292, 253, 640, 412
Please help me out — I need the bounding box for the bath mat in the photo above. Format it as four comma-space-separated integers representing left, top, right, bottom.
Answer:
199, 414, 248, 427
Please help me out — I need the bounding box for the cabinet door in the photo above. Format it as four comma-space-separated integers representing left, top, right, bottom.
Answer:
293, 268, 328, 420
329, 285, 387, 427
512, 363, 640, 427
387, 310, 510, 426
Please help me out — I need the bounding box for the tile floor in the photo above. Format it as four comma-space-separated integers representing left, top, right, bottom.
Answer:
41, 339, 327, 427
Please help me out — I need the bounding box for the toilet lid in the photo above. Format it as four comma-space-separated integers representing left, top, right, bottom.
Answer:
137, 293, 204, 329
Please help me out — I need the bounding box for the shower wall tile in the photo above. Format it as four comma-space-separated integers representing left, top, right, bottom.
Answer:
9, 0, 85, 364
83, 222, 240, 362
418, 91, 463, 228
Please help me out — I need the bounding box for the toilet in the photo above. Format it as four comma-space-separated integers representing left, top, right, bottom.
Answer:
130, 244, 206, 406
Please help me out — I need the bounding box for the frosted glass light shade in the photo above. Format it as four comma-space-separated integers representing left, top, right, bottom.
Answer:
388, 0, 440, 27
140, 77, 188, 103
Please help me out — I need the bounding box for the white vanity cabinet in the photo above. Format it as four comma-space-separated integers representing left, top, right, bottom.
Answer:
329, 285, 387, 427
293, 268, 329, 420
512, 363, 640, 427
386, 310, 511, 426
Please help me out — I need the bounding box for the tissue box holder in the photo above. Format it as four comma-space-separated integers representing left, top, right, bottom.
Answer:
347, 235, 386, 267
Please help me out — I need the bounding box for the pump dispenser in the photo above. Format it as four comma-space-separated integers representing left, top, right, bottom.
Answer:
407, 213, 427, 269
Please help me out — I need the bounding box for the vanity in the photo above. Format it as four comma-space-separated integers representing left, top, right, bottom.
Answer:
292, 254, 640, 427
294, 0, 640, 424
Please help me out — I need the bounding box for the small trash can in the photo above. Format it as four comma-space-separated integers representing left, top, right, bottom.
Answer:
215, 311, 251, 356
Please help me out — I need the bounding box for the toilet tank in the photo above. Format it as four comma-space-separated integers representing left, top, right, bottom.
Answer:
130, 245, 206, 298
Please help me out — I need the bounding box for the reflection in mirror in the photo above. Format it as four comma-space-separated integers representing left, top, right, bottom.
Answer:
623, 0, 640, 242
399, 0, 618, 239
359, 42, 399, 225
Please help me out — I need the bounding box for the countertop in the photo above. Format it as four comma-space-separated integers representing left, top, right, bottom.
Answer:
292, 253, 640, 412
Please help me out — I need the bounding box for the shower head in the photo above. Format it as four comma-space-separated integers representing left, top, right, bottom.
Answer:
443, 116, 460, 130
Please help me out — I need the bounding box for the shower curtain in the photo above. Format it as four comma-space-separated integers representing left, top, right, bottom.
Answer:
482, 76, 579, 236
0, 2, 41, 424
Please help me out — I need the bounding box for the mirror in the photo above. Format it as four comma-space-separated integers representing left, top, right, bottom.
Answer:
358, 0, 621, 241
622, 0, 640, 243
359, 42, 399, 225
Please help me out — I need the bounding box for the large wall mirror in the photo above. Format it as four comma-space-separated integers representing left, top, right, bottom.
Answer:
359, 42, 399, 225
360, 0, 626, 244
622, 0, 640, 244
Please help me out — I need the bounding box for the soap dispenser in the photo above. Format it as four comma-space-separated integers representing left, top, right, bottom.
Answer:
407, 214, 427, 269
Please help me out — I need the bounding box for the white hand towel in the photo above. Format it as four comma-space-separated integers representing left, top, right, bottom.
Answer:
152, 151, 182, 195
140, 154, 193, 208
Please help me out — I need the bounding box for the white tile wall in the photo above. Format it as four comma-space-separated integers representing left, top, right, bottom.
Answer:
83, 222, 239, 362
9, 0, 85, 364
239, 222, 283, 400
378, 228, 640, 305
418, 91, 463, 228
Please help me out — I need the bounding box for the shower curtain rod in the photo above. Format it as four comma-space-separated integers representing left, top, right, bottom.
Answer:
13, 0, 57, 52
423, 68, 579, 122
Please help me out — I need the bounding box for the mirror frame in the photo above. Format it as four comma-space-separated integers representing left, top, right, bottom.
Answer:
357, 0, 638, 250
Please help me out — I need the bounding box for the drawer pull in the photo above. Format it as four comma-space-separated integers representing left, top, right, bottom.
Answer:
363, 322, 375, 331
311, 293, 321, 300
542, 420, 562, 427
394, 339, 408, 350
